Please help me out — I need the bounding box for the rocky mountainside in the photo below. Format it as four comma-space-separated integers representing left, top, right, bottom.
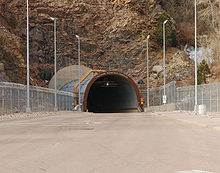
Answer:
2, 0, 217, 88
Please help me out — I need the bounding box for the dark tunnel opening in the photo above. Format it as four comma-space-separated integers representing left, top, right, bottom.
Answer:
85, 74, 140, 113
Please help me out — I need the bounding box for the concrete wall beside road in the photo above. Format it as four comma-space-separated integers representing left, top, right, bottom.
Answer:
144, 103, 176, 112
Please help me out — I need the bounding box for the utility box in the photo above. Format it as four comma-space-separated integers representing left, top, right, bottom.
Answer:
163, 95, 167, 104
198, 105, 206, 115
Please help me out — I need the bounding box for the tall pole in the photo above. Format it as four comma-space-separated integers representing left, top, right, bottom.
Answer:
194, 0, 198, 112
51, 17, 58, 111
26, 0, 30, 112
163, 20, 168, 104
76, 35, 81, 112
146, 35, 150, 108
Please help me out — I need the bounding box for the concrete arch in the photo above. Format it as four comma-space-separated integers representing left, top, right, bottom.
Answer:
83, 72, 143, 112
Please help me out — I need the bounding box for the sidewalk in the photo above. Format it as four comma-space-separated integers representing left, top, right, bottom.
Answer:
153, 111, 220, 132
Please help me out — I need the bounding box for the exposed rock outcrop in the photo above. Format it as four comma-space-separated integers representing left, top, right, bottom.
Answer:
0, 63, 9, 81
0, 0, 195, 88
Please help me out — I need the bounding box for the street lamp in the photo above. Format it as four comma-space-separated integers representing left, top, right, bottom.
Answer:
50, 17, 58, 111
76, 35, 81, 112
26, 0, 30, 112
163, 19, 168, 104
194, 0, 198, 113
146, 35, 150, 108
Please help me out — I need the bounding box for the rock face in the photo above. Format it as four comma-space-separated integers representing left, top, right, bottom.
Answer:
0, 63, 9, 82
0, 24, 25, 83
0, 0, 195, 88
152, 65, 163, 74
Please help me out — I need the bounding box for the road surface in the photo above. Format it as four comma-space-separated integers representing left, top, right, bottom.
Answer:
0, 112, 219, 173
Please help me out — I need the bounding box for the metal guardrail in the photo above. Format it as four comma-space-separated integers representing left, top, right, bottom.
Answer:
0, 82, 74, 114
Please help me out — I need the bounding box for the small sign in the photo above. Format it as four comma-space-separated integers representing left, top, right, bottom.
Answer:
163, 95, 167, 104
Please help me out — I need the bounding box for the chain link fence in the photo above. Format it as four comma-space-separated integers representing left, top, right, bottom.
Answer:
141, 81, 220, 113
0, 82, 74, 114
176, 83, 220, 113
141, 81, 176, 107
1, 81, 220, 114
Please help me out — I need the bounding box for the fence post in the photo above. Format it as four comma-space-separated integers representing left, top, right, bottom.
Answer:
18, 89, 20, 112
209, 87, 211, 113
37, 90, 39, 111
65, 96, 67, 111
30, 89, 33, 111
10, 88, 13, 112
57, 92, 59, 111
217, 86, 219, 112
2, 88, 4, 113
176, 87, 178, 110
177, 88, 180, 111
201, 86, 204, 105
159, 89, 162, 105
173, 82, 176, 104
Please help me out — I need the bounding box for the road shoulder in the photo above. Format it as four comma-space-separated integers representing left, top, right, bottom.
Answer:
152, 111, 220, 132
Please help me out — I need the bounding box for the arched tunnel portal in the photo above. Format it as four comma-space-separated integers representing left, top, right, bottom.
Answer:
83, 72, 143, 113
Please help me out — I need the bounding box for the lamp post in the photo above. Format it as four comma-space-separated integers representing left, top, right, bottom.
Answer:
163, 20, 168, 104
146, 35, 150, 108
194, 0, 198, 113
76, 35, 81, 112
50, 17, 58, 111
26, 0, 30, 112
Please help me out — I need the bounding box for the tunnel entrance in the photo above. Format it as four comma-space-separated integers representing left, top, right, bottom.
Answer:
83, 73, 142, 113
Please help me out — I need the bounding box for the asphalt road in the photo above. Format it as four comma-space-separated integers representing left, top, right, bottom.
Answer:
0, 112, 219, 173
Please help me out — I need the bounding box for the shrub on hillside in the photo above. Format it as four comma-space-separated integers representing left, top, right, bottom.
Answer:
198, 60, 211, 85
39, 68, 53, 81
155, 13, 177, 47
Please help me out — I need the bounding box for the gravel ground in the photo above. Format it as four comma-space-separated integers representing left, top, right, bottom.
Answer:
0, 111, 85, 122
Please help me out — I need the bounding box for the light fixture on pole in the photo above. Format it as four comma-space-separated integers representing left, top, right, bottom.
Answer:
163, 19, 168, 105
194, 0, 198, 113
50, 17, 58, 111
146, 35, 150, 108
76, 35, 81, 112
26, 0, 30, 112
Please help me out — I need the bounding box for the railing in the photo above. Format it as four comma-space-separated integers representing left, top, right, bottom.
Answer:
0, 82, 74, 114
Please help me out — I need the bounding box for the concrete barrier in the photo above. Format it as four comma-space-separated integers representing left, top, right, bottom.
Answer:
144, 103, 176, 112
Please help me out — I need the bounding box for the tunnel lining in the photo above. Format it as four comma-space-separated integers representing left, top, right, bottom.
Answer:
82, 72, 142, 112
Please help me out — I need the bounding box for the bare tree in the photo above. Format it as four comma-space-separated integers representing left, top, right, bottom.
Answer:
197, 0, 220, 60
